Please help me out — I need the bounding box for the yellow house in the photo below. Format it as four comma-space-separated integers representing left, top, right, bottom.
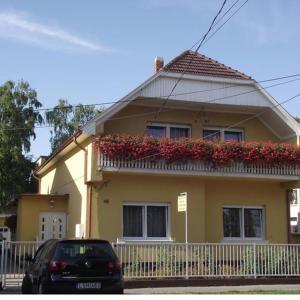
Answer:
17, 51, 300, 244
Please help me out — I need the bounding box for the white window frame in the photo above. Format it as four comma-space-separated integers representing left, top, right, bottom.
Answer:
222, 205, 265, 242
121, 202, 172, 241
147, 122, 191, 138
203, 127, 244, 141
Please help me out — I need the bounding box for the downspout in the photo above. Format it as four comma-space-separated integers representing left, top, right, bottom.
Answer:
74, 136, 93, 238
286, 189, 291, 244
32, 172, 41, 194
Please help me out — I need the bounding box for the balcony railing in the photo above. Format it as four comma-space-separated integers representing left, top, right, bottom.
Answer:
98, 154, 300, 179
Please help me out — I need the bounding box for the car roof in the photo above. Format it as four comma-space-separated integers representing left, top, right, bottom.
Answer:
56, 239, 111, 244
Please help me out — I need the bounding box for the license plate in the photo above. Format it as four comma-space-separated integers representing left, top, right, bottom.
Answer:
76, 282, 102, 289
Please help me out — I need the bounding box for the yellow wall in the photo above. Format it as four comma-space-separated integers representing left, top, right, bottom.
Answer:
92, 174, 206, 243
102, 104, 280, 142
91, 173, 288, 243
40, 138, 91, 238
205, 180, 287, 243
16, 195, 68, 241
0, 217, 5, 226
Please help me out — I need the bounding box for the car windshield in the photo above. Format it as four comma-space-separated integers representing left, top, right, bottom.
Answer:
54, 242, 116, 260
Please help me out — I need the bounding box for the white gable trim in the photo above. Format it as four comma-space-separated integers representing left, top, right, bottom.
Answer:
82, 72, 161, 134
82, 71, 300, 138
254, 83, 300, 135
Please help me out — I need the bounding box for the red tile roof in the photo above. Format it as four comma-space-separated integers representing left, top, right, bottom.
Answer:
163, 50, 251, 80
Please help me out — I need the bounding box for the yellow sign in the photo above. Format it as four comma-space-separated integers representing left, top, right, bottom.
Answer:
178, 192, 187, 212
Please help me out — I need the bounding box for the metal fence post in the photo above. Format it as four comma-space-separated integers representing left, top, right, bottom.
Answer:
0, 240, 4, 290
253, 243, 257, 279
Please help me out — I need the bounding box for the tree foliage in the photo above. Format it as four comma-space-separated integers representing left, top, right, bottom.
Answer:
46, 99, 100, 151
0, 80, 43, 211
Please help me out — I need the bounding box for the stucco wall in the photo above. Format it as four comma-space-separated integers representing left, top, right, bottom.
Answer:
102, 104, 280, 142
91, 174, 206, 243
16, 195, 68, 241
40, 138, 92, 238
90, 173, 288, 243
205, 180, 287, 243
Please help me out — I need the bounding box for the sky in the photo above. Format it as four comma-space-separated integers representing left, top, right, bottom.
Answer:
0, 0, 300, 159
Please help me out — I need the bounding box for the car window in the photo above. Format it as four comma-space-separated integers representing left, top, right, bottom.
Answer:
54, 242, 116, 260
33, 245, 45, 263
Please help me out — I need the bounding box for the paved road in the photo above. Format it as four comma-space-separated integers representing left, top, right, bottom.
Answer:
1, 285, 300, 294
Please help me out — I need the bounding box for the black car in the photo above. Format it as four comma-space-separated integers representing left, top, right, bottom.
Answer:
21, 239, 124, 294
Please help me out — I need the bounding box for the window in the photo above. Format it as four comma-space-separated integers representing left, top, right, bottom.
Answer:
223, 206, 264, 240
290, 190, 298, 205
123, 203, 170, 240
203, 127, 244, 142
147, 123, 190, 139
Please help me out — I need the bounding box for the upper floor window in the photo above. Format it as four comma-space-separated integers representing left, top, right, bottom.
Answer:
203, 127, 244, 142
147, 123, 191, 139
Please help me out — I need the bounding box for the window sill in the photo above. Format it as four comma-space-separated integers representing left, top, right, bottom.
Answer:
116, 238, 174, 244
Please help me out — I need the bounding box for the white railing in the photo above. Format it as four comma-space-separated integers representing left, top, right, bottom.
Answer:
112, 243, 300, 279
98, 154, 300, 177
0, 241, 42, 288
1, 241, 300, 288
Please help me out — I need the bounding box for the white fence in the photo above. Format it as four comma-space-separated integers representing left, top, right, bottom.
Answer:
1, 241, 300, 289
112, 243, 300, 279
0, 241, 42, 288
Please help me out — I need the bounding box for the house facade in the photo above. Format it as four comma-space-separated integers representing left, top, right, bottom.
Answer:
16, 51, 300, 244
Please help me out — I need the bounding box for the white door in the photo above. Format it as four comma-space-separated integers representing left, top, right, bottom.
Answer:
39, 212, 66, 241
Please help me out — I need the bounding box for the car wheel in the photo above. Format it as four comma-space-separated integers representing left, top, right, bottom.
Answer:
21, 275, 33, 294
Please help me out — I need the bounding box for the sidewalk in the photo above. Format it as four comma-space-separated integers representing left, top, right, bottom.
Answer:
127, 284, 300, 294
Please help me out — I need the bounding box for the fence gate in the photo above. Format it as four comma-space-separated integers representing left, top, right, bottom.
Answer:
0, 241, 41, 289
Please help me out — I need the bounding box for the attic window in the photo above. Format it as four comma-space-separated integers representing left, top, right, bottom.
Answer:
147, 123, 191, 139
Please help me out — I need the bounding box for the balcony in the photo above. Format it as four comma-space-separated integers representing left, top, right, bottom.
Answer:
98, 154, 300, 180
95, 135, 300, 181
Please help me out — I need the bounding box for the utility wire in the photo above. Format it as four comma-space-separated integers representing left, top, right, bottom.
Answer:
190, 0, 241, 50
112, 91, 300, 163
1, 75, 299, 131
202, 0, 250, 47
152, 0, 229, 122
25, 72, 300, 113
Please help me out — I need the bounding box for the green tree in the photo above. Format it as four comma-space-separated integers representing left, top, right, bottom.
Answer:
0, 80, 43, 211
46, 99, 100, 151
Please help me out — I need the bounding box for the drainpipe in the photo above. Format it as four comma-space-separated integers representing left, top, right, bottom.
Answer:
32, 172, 41, 194
74, 136, 93, 238
286, 189, 291, 244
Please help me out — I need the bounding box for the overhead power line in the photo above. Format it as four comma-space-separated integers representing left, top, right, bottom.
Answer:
1, 74, 300, 131
118, 91, 300, 163
152, 0, 229, 122
30, 72, 300, 113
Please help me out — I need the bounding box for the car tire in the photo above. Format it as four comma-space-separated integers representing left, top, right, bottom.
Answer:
21, 275, 33, 294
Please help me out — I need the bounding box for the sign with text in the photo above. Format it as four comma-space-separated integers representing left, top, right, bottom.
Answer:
178, 192, 187, 212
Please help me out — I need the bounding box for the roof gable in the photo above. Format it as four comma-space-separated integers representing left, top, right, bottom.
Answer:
163, 50, 251, 80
